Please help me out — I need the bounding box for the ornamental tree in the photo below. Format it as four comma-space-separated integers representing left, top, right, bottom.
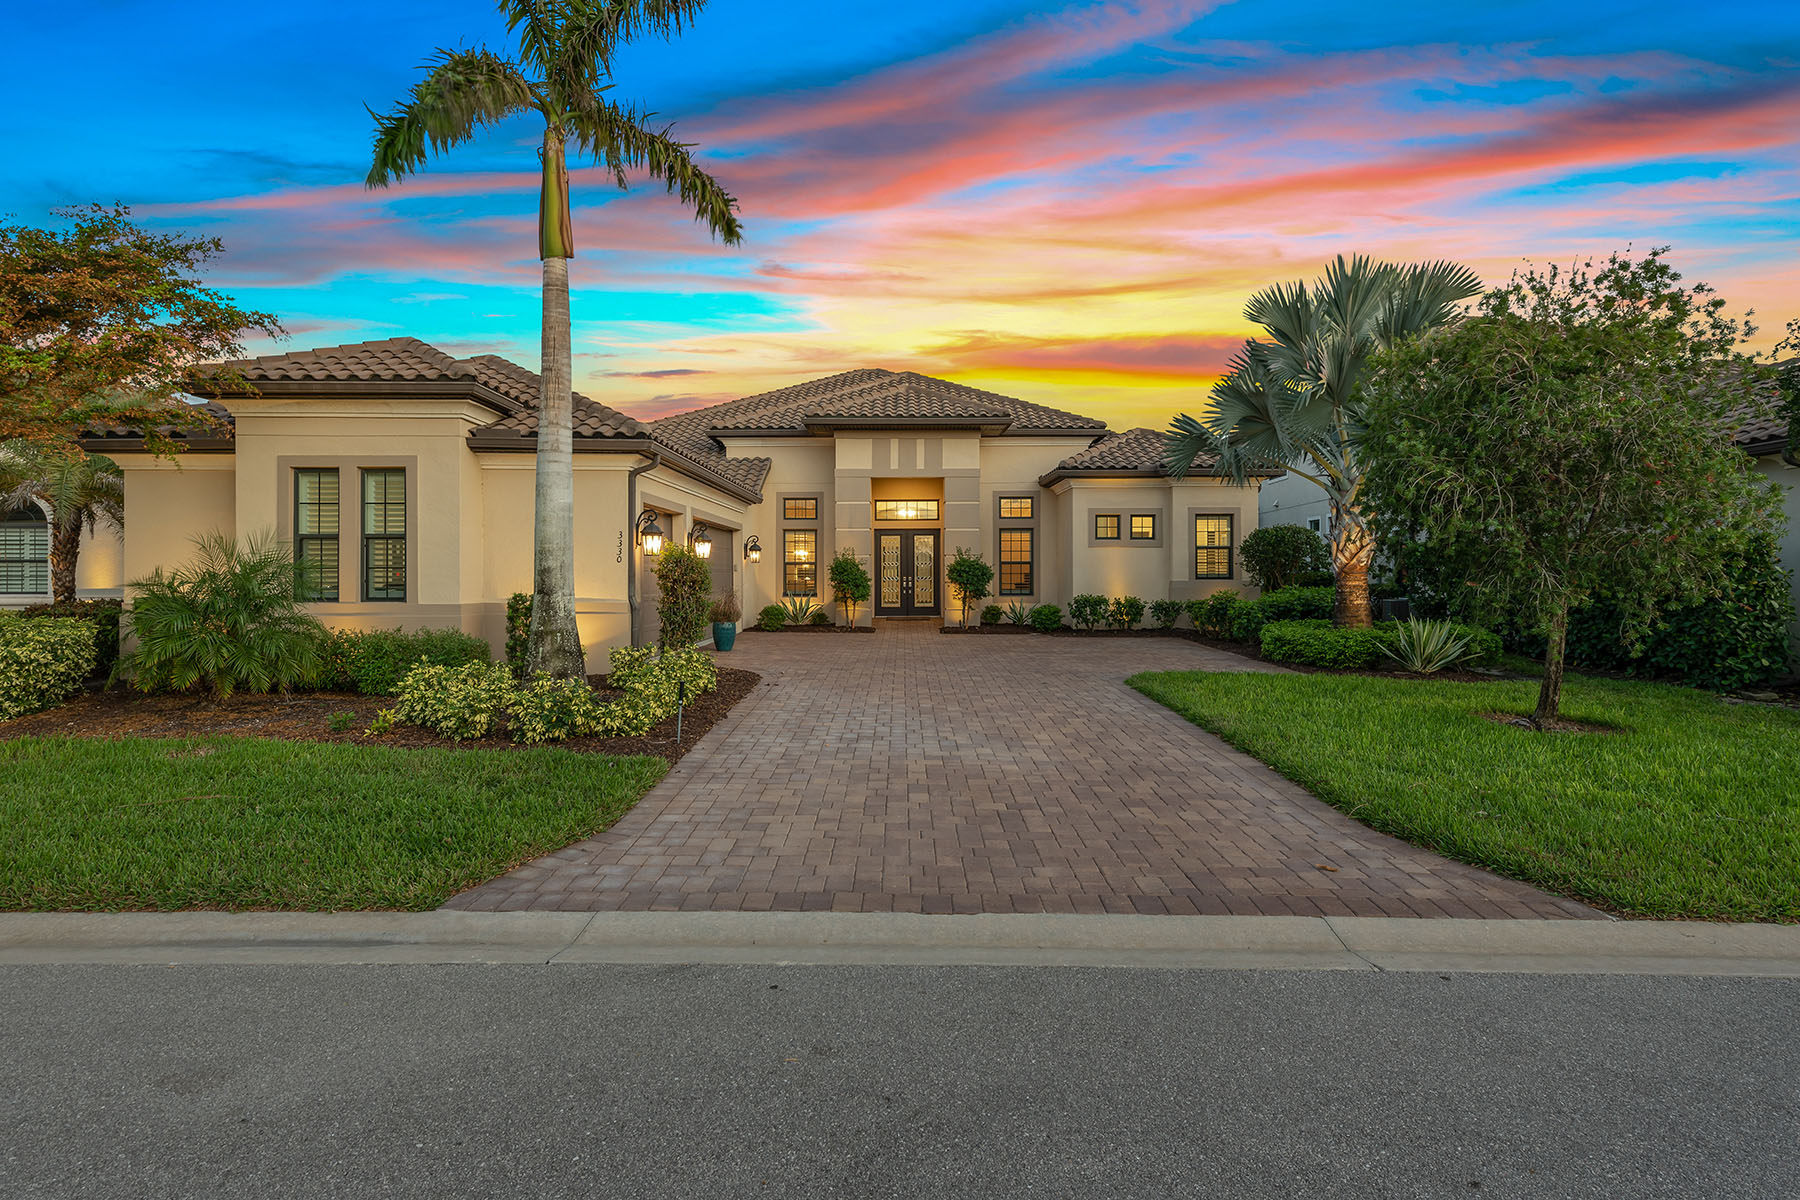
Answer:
0, 443, 123, 604
1239, 523, 1329, 592
945, 547, 993, 626
1360, 250, 1781, 725
828, 549, 871, 626
0, 206, 281, 451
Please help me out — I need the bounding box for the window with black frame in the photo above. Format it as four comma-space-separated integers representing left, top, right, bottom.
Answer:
362, 468, 406, 601
999, 527, 1033, 595
783, 529, 816, 596
294, 468, 340, 601
0, 506, 48, 595
1194, 514, 1233, 579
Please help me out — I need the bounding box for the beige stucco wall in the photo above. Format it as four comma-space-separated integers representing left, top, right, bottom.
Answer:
115, 453, 237, 589
720, 436, 836, 618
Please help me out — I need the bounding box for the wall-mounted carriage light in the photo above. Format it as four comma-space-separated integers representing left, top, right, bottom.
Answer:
743, 535, 762, 563
635, 509, 666, 555
689, 520, 713, 560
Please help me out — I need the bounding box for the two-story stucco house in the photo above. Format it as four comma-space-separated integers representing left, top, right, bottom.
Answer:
73, 336, 1270, 658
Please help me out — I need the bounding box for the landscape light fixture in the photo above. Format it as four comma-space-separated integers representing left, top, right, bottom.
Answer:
635, 509, 666, 555
744, 535, 762, 563
689, 520, 713, 559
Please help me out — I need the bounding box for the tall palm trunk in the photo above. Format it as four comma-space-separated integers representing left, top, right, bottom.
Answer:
48, 517, 81, 605
1329, 499, 1375, 628
526, 129, 586, 678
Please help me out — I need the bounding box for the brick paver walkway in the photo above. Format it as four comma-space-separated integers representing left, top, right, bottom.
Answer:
444, 624, 1597, 918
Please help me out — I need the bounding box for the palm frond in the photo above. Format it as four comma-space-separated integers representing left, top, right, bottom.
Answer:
499, 0, 560, 78
567, 92, 743, 243
366, 49, 536, 187
552, 0, 711, 87
1376, 259, 1484, 348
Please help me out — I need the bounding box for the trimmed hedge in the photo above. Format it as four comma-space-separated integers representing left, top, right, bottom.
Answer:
1228, 585, 1336, 643
20, 599, 122, 676
1028, 604, 1063, 632
1260, 618, 1502, 670
756, 604, 786, 632
1186, 590, 1241, 638
321, 627, 491, 696
0, 614, 99, 721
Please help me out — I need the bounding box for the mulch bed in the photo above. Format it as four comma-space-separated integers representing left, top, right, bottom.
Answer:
746, 626, 875, 634
1479, 710, 1619, 735
0, 667, 763, 765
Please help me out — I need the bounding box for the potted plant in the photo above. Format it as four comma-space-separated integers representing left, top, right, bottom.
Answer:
709, 593, 741, 652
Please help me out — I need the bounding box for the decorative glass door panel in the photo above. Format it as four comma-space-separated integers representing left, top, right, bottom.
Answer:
873, 530, 940, 616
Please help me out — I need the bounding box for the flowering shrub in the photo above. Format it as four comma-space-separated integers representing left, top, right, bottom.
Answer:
391, 660, 515, 740
0, 614, 99, 721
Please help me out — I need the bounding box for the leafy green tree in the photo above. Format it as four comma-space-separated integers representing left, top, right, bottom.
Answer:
0, 444, 122, 604
945, 548, 994, 626
0, 205, 281, 450
1164, 255, 1481, 627
1360, 250, 1780, 724
828, 549, 871, 626
1238, 523, 1329, 593
366, 0, 743, 680
651, 543, 711, 649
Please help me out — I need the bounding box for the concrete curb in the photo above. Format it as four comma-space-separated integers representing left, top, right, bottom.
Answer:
1, 912, 1798, 974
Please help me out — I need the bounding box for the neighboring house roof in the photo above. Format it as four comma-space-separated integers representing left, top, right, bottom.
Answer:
1037, 426, 1270, 485
79, 399, 236, 451
1730, 370, 1791, 456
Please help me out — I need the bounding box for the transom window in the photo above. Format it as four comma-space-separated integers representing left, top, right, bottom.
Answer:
998, 496, 1033, 519
999, 527, 1033, 596
1094, 514, 1120, 540
783, 497, 818, 520
874, 499, 938, 522
1195, 514, 1234, 579
783, 529, 817, 596
294, 468, 340, 602
1130, 514, 1156, 540
362, 468, 407, 602
0, 506, 49, 595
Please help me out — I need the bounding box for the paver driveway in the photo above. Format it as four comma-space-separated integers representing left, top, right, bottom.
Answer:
445, 624, 1597, 918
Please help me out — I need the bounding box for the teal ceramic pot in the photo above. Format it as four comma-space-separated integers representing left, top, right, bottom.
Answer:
712, 621, 737, 651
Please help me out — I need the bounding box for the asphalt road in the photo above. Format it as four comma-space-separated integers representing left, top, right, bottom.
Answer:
3, 964, 1795, 1199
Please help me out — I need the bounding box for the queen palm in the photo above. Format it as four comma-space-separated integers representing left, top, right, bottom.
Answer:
0, 443, 123, 605
1164, 255, 1480, 627
366, 0, 742, 678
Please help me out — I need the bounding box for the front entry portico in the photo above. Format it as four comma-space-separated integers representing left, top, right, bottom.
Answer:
873, 529, 940, 617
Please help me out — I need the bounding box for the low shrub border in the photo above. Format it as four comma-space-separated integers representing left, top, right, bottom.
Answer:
0, 615, 99, 722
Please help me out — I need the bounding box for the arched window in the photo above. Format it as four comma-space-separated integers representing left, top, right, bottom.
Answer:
0, 504, 50, 595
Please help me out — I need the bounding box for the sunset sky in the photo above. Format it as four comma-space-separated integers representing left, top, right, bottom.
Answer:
7, 1, 1799, 430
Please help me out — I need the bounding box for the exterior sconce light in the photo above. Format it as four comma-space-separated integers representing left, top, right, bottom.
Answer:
635, 509, 666, 555
743, 535, 762, 563
689, 521, 713, 560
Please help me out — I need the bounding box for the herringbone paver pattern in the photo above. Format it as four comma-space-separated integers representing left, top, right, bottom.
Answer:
444, 625, 1597, 918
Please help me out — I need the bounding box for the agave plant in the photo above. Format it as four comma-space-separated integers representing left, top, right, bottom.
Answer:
1381, 618, 1476, 675
1003, 600, 1033, 625
780, 597, 822, 626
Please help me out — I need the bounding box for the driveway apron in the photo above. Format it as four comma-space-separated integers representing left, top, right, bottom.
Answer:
444, 624, 1597, 918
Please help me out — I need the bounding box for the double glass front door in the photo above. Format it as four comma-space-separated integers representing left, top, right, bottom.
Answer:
875, 530, 939, 616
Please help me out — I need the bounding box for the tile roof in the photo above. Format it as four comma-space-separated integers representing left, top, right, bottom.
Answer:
81, 399, 236, 445
677, 369, 1107, 434
464, 355, 648, 439
203, 336, 481, 387
1729, 366, 1791, 451
1040, 426, 1248, 481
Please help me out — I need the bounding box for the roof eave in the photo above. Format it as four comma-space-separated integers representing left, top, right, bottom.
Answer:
1036, 465, 1271, 486
76, 436, 235, 454
187, 375, 522, 416
467, 432, 765, 504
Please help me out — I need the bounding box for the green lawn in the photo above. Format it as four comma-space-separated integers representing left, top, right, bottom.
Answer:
0, 737, 667, 911
1129, 671, 1800, 921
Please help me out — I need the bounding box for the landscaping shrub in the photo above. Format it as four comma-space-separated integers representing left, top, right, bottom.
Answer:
608, 644, 717, 698
0, 613, 98, 721
1382, 618, 1480, 675
1149, 599, 1183, 629
757, 603, 786, 632
1186, 591, 1241, 638
981, 604, 1004, 625
709, 593, 741, 625
1068, 593, 1108, 630
780, 597, 821, 625
505, 592, 532, 678
1240, 524, 1331, 592
1109, 595, 1146, 629
391, 660, 515, 740
322, 627, 490, 695
809, 608, 831, 626
1028, 603, 1063, 633
653, 544, 712, 648
1227, 585, 1336, 644
1260, 619, 1395, 669
1003, 600, 1033, 625
946, 547, 994, 625
508, 675, 607, 745
20, 598, 122, 676
119, 531, 325, 697
828, 550, 871, 626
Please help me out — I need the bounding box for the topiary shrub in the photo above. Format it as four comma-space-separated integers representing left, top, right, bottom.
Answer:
1028, 603, 1063, 633
1185, 590, 1242, 638
1068, 593, 1108, 630
20, 598, 122, 677
828, 550, 872, 626
653, 544, 712, 649
946, 547, 994, 625
322, 627, 491, 695
1260, 619, 1395, 669
119, 531, 325, 697
1109, 596, 1146, 629
1149, 599, 1183, 629
757, 603, 786, 632
980, 604, 1004, 625
1240, 524, 1331, 592
0, 613, 98, 721
391, 659, 515, 740
1228, 585, 1336, 644
505, 592, 533, 678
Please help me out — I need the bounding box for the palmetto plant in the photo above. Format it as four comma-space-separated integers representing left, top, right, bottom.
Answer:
1381, 618, 1478, 675
366, 0, 743, 679
119, 531, 327, 697
1164, 255, 1480, 628
0, 443, 123, 605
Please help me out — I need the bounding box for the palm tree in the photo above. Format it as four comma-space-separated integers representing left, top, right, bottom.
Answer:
366, 0, 743, 678
1164, 255, 1481, 628
0, 444, 124, 605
